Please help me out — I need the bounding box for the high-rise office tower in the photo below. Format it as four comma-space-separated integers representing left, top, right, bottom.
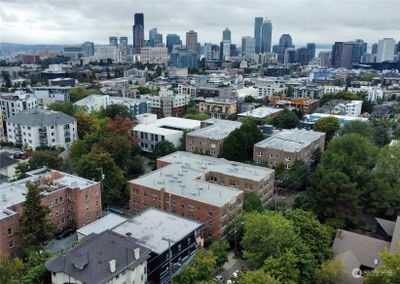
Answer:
319, 51, 331, 67
149, 28, 157, 47
260, 18, 272, 53
254, 17, 263, 54
297, 47, 309, 65
109, 36, 118, 47
166, 34, 182, 53
284, 48, 297, 64
331, 42, 354, 69
352, 39, 367, 63
377, 38, 396, 62
81, 41, 95, 57
119, 37, 128, 50
221, 40, 231, 61
133, 13, 144, 54
306, 43, 316, 61
272, 34, 294, 63
223, 28, 231, 42
371, 43, 378, 54
241, 36, 256, 58
186, 30, 198, 53
154, 33, 163, 46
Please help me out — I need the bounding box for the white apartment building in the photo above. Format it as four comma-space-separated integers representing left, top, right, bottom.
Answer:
140, 46, 169, 64
323, 86, 345, 94
348, 86, 384, 102
32, 86, 70, 108
0, 91, 37, 119
333, 100, 363, 117
254, 78, 286, 98
6, 109, 77, 149
133, 113, 201, 152
178, 84, 197, 98
377, 38, 396, 63
74, 95, 110, 112
141, 90, 190, 117
97, 46, 121, 63
241, 36, 256, 59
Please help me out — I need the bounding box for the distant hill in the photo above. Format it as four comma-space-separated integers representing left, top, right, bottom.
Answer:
0, 43, 64, 56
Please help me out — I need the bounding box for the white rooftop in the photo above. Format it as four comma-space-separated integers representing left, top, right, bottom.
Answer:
188, 119, 242, 140
77, 213, 127, 238
113, 208, 202, 254
238, 107, 283, 119
255, 129, 325, 152
133, 124, 181, 136
153, 117, 201, 130
0, 169, 98, 220
133, 116, 201, 135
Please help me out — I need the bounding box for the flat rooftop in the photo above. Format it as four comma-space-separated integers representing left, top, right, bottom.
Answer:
153, 117, 201, 130
131, 163, 243, 207
255, 129, 325, 152
133, 123, 181, 135
188, 119, 241, 140
0, 169, 98, 220
159, 151, 274, 182
113, 208, 202, 254
307, 113, 369, 122
238, 107, 283, 119
77, 213, 127, 238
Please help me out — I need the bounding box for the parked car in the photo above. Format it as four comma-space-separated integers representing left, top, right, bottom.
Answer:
56, 228, 75, 240
213, 275, 224, 283
13, 151, 31, 159
232, 270, 242, 278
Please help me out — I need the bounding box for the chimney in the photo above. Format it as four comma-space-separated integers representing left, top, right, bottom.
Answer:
134, 248, 140, 259
109, 259, 116, 273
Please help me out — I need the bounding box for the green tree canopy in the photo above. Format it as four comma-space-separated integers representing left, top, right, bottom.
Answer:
313, 117, 340, 142
272, 109, 300, 129
99, 104, 133, 119
340, 120, 375, 142
243, 192, 262, 212
223, 118, 264, 162
20, 182, 55, 252
364, 245, 400, 284
238, 269, 281, 284
152, 140, 176, 160
48, 101, 76, 116
28, 150, 64, 171
0, 254, 24, 284
315, 258, 345, 284
209, 240, 230, 268
69, 86, 99, 103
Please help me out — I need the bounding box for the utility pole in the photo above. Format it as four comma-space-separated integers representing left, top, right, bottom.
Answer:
162, 237, 176, 279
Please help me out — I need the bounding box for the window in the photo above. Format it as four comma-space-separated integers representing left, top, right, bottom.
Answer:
181, 204, 185, 209
187, 237, 191, 245
86, 216, 90, 222
9, 241, 14, 248
60, 197, 63, 203
7, 228, 13, 236
178, 244, 182, 251
208, 220, 213, 227
143, 191, 148, 197
96, 200, 99, 207
84, 194, 89, 201
208, 211, 213, 217
269, 153, 273, 158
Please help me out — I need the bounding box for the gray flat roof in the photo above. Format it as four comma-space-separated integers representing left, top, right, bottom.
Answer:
188, 119, 241, 140
238, 107, 283, 119
46, 230, 151, 284
77, 213, 127, 237
113, 208, 202, 254
7, 109, 75, 126
159, 151, 274, 182
254, 129, 325, 152
130, 163, 243, 207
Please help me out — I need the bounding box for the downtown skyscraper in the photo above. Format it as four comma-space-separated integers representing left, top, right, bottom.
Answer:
133, 13, 144, 54
254, 17, 272, 54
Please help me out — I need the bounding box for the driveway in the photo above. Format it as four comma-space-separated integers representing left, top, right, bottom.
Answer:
45, 233, 78, 255
221, 252, 252, 281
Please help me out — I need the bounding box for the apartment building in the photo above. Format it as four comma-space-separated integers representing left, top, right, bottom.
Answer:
293, 84, 324, 99
32, 86, 70, 108
177, 84, 197, 98
186, 119, 242, 157
0, 91, 37, 119
140, 46, 169, 64
269, 97, 320, 114
320, 100, 363, 117
6, 109, 77, 149
157, 151, 275, 206
0, 168, 102, 256
199, 98, 237, 120
141, 90, 190, 118
254, 129, 325, 168
237, 106, 283, 122
133, 114, 201, 152
129, 155, 245, 239
46, 230, 150, 284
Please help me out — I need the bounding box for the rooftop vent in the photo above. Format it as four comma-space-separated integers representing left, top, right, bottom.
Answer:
125, 232, 132, 236
134, 248, 140, 259
109, 259, 116, 273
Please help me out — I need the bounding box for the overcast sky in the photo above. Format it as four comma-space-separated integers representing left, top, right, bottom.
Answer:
1, 0, 399, 47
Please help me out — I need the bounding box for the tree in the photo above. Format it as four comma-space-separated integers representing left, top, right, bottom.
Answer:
152, 140, 176, 160
184, 106, 209, 121
364, 245, 400, 284
0, 254, 24, 284
105, 115, 136, 143
223, 118, 264, 162
243, 192, 262, 212
173, 248, 216, 283
129, 155, 145, 178
69, 86, 98, 103
275, 160, 309, 192
48, 101, 75, 116
209, 240, 229, 268
241, 211, 297, 266
28, 151, 64, 171
99, 104, 133, 119
263, 250, 300, 284
340, 120, 375, 142
14, 162, 29, 180
238, 269, 281, 284
244, 95, 256, 103
313, 117, 340, 142
74, 110, 96, 139
315, 258, 345, 284
272, 109, 299, 129
74, 152, 127, 207
18, 250, 52, 284
285, 209, 332, 265
19, 182, 55, 252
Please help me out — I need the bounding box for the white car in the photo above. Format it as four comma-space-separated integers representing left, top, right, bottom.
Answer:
213, 275, 224, 282
232, 269, 242, 278
226, 280, 236, 284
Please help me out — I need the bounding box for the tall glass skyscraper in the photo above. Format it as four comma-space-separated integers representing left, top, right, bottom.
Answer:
254, 17, 263, 54
260, 18, 272, 53
166, 34, 182, 53
306, 43, 316, 61
133, 13, 144, 54
222, 28, 231, 42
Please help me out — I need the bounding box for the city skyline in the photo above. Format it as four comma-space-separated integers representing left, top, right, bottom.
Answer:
1, 0, 399, 47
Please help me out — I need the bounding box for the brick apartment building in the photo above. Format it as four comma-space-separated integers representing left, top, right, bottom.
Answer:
186, 118, 242, 157
254, 129, 325, 169
199, 98, 237, 120
269, 97, 320, 114
0, 168, 101, 256
129, 151, 275, 238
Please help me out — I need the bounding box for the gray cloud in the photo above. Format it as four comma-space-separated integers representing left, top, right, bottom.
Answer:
0, 0, 399, 47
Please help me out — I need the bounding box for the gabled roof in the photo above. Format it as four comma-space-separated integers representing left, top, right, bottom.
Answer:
0, 153, 19, 168
7, 109, 75, 126
46, 230, 150, 284
376, 217, 396, 237
389, 216, 400, 253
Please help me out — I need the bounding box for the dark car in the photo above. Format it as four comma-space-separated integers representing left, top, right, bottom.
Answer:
56, 228, 75, 240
